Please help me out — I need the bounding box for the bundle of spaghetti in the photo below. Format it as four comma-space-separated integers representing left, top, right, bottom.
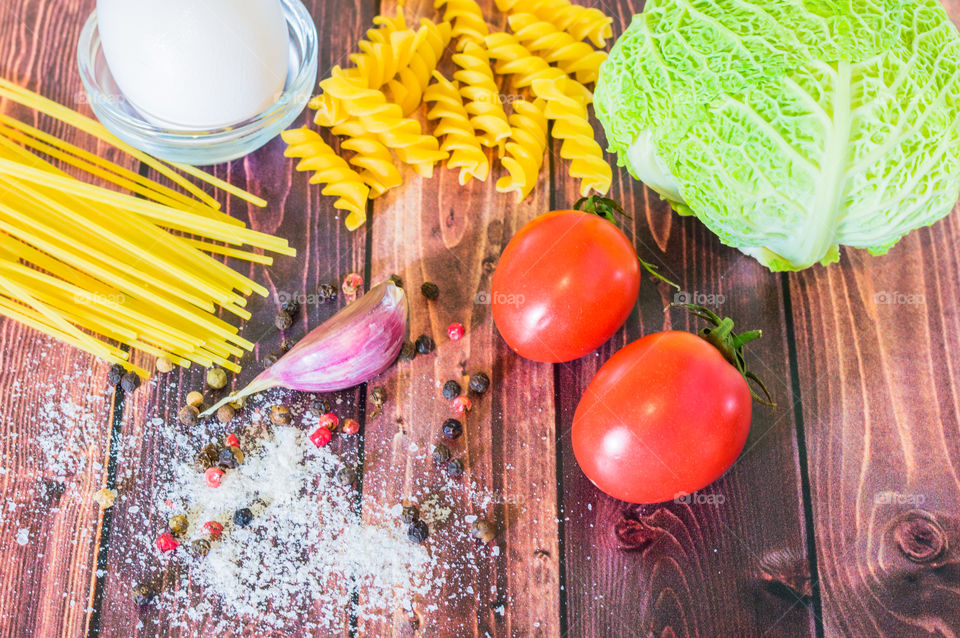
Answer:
0, 80, 293, 375
494, 0, 613, 47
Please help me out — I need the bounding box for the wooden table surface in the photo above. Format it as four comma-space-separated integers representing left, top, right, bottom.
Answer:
3, 0, 960, 636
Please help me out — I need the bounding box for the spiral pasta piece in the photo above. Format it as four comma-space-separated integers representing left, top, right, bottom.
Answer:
281, 127, 370, 230
497, 99, 548, 200
384, 18, 453, 116
452, 41, 511, 153
530, 78, 611, 195
494, 0, 613, 47
331, 119, 403, 199
320, 66, 447, 178
507, 13, 607, 85
435, 0, 488, 50
484, 32, 592, 105
425, 71, 489, 185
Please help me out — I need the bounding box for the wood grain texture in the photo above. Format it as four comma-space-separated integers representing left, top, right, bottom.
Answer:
0, 1, 137, 636
554, 3, 818, 637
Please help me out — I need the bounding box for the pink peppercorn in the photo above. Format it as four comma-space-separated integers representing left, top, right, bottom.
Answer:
205, 467, 225, 488
342, 273, 364, 302
318, 412, 339, 430
452, 395, 473, 413
341, 418, 360, 435
447, 322, 465, 341
310, 426, 332, 447
156, 532, 178, 553
203, 521, 223, 540
224, 433, 240, 448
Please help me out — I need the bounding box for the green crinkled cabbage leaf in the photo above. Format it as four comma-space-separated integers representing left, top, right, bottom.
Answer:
594, 0, 960, 271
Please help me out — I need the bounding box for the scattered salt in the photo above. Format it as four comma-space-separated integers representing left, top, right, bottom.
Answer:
15, 528, 29, 545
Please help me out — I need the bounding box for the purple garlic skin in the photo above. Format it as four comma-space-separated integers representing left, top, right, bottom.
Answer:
202, 281, 407, 416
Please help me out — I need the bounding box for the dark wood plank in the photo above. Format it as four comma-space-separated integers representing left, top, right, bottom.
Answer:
91, 1, 372, 635
356, 1, 562, 636
0, 1, 138, 636
554, 2, 818, 637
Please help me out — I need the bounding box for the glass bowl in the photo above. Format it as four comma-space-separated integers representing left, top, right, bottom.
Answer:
77, 0, 318, 165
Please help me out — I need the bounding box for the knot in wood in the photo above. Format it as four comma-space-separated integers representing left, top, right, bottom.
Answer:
893, 510, 947, 564
614, 506, 658, 551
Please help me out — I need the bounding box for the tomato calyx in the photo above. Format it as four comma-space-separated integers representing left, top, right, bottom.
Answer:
670, 303, 776, 406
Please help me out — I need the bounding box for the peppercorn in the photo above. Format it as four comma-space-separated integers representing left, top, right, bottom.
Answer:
452, 396, 473, 413
447, 322, 465, 341
415, 335, 435, 354
432, 443, 451, 464
318, 412, 339, 430
317, 283, 337, 302
156, 532, 179, 553
205, 467, 225, 488
275, 311, 293, 331
311, 398, 331, 415
469, 372, 490, 394
447, 458, 465, 477
218, 446, 240, 469
341, 418, 360, 435
407, 519, 429, 543
179, 405, 200, 427
216, 404, 236, 424
342, 273, 364, 300
233, 507, 253, 527
280, 338, 295, 353
107, 363, 124, 386
192, 538, 211, 556
168, 515, 188, 537
93, 487, 116, 509
399, 340, 417, 362
370, 386, 387, 405
264, 352, 280, 367
203, 520, 223, 540
195, 443, 220, 472
132, 583, 155, 606
442, 380, 461, 400
206, 368, 228, 390
442, 418, 463, 440
421, 281, 439, 300
120, 372, 141, 393
281, 298, 300, 317
155, 356, 174, 374
388, 274, 403, 288
401, 505, 420, 525
337, 466, 357, 486
472, 518, 497, 543
310, 426, 332, 447
185, 391, 204, 408
270, 404, 291, 425
224, 433, 240, 448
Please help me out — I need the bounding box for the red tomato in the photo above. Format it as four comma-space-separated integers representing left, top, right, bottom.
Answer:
491, 211, 641, 363
572, 331, 752, 504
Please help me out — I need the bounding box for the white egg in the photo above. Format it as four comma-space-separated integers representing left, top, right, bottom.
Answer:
96, 0, 289, 129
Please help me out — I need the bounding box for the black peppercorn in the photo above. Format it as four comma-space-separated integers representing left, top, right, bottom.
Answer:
415, 334, 435, 354
469, 372, 490, 394
233, 507, 254, 527
442, 418, 463, 439
399, 341, 417, 362
120, 372, 141, 393
317, 283, 337, 302
371, 386, 387, 405
388, 274, 404, 288
420, 281, 439, 300
442, 380, 461, 400
192, 538, 211, 556
195, 443, 220, 472
311, 398, 331, 415
337, 466, 357, 486
447, 458, 465, 477
107, 363, 124, 386
218, 447, 238, 469
407, 519, 429, 543
132, 583, 155, 606
432, 443, 451, 464
275, 311, 293, 331
401, 504, 420, 524
280, 298, 300, 317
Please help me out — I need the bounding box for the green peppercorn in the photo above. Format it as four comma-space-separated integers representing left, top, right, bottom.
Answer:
442, 380, 461, 400
120, 372, 141, 393
155, 356, 174, 374
401, 505, 419, 524
227, 445, 244, 465
399, 341, 417, 362
469, 372, 490, 394
471, 518, 497, 543
206, 368, 228, 390
270, 404, 291, 425
168, 515, 188, 537
275, 311, 293, 331
132, 583, 154, 606
442, 418, 463, 440
317, 283, 337, 302
407, 519, 429, 543
216, 404, 236, 424
421, 281, 439, 300
432, 443, 451, 464
179, 405, 200, 427
233, 507, 253, 527
195, 443, 220, 472
337, 466, 357, 486
447, 458, 465, 477
107, 364, 124, 386
191, 538, 211, 556
415, 335, 435, 354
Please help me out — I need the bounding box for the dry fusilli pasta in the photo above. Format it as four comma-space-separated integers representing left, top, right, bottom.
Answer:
425, 71, 489, 185
331, 119, 404, 199
507, 13, 607, 85
484, 32, 592, 105
497, 99, 548, 200
452, 41, 511, 153
495, 0, 613, 47
282, 127, 370, 230
435, 0, 488, 50
385, 18, 453, 116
